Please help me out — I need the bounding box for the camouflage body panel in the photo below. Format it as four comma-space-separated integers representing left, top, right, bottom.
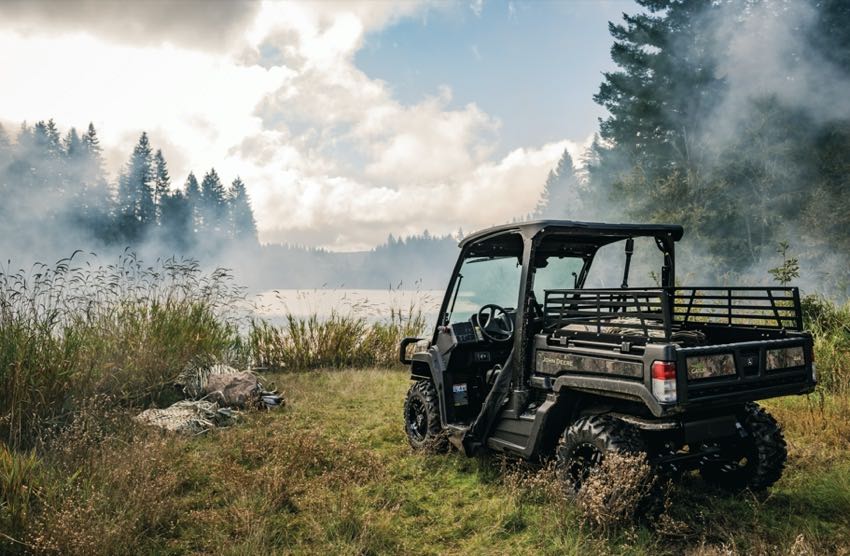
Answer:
686, 353, 736, 380
536, 350, 643, 378
767, 346, 805, 370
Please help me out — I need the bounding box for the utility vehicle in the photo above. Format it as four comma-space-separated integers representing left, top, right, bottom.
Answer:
400, 220, 816, 491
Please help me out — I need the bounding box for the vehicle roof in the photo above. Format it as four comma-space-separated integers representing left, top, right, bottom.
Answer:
458, 219, 684, 248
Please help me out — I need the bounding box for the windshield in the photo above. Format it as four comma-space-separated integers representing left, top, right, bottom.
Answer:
533, 256, 584, 299
584, 236, 663, 288
447, 255, 522, 323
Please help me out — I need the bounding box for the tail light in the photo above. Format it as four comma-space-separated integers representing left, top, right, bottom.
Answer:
651, 361, 677, 403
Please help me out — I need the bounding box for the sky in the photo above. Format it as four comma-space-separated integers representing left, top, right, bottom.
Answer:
0, 0, 626, 251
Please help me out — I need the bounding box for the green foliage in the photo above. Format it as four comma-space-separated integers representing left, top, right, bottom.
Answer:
199, 168, 228, 238
768, 241, 801, 286
228, 177, 257, 242
587, 0, 850, 280
117, 132, 155, 240
802, 294, 850, 394
152, 148, 170, 219
0, 444, 41, 542
0, 120, 260, 259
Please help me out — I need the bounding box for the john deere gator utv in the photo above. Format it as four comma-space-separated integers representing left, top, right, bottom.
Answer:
400, 220, 816, 491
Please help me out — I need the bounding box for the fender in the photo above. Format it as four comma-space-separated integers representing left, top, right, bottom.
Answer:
409, 348, 450, 427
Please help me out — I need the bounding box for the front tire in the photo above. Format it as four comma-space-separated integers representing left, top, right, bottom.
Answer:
404, 380, 447, 452
556, 415, 647, 493
699, 402, 787, 491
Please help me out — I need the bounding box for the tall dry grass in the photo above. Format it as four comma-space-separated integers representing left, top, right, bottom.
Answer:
0, 252, 245, 449
248, 304, 427, 371
0, 252, 431, 451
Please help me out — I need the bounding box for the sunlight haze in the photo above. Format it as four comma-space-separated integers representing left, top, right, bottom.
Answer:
0, 0, 621, 250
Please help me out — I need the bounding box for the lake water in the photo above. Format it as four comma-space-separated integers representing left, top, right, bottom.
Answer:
252, 288, 446, 325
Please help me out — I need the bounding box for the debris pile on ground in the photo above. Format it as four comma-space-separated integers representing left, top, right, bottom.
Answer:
134, 400, 234, 434
205, 370, 263, 408
178, 363, 239, 399
136, 362, 284, 434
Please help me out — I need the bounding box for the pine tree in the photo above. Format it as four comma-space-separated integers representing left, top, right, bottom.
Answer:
80, 123, 106, 192
81, 123, 106, 188
160, 189, 192, 252
81, 123, 103, 161
587, 1, 745, 267
587, 0, 850, 274
534, 150, 582, 219
62, 128, 85, 220
227, 177, 258, 243
153, 149, 171, 223
199, 168, 227, 236
27, 120, 66, 222
184, 171, 202, 235
63, 128, 82, 159
593, 0, 720, 177
44, 119, 63, 158
77, 123, 110, 239
116, 132, 155, 241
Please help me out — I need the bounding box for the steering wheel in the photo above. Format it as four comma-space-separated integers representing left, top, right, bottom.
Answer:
477, 304, 515, 343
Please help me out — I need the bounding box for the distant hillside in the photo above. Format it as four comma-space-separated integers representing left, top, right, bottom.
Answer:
230, 233, 459, 292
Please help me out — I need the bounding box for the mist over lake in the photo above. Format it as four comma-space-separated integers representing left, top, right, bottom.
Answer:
253, 288, 444, 326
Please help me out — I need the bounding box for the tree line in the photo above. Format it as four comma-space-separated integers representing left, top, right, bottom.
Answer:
534, 0, 850, 293
0, 120, 258, 258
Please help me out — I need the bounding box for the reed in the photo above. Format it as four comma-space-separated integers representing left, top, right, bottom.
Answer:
247, 303, 427, 371
0, 252, 244, 449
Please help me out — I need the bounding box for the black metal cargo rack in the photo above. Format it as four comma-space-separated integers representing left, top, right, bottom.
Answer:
543, 286, 803, 340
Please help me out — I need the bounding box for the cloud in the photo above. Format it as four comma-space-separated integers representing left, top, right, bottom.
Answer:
0, 1, 588, 251
0, 29, 289, 191
251, 139, 578, 250
0, 0, 262, 53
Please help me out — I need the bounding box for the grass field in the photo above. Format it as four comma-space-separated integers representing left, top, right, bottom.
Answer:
8, 368, 848, 555
3, 257, 850, 554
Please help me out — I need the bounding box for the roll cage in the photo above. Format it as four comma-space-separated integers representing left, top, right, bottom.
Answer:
430, 220, 683, 452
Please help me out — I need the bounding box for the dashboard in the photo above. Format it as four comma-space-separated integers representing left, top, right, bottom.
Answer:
451, 321, 482, 344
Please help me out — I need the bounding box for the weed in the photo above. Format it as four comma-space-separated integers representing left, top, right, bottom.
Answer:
802, 294, 850, 394
0, 443, 41, 544
246, 302, 426, 371
574, 452, 656, 531
0, 252, 244, 448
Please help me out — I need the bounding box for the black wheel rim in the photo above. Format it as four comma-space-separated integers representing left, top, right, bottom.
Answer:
567, 443, 604, 490
406, 397, 428, 441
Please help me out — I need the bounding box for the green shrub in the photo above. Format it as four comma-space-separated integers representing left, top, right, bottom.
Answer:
0, 252, 244, 449
802, 294, 850, 394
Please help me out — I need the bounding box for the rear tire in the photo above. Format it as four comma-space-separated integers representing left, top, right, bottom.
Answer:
699, 402, 787, 491
404, 380, 447, 452
556, 415, 647, 493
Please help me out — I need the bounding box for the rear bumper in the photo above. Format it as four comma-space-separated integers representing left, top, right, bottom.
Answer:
674, 336, 815, 408
655, 379, 815, 418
